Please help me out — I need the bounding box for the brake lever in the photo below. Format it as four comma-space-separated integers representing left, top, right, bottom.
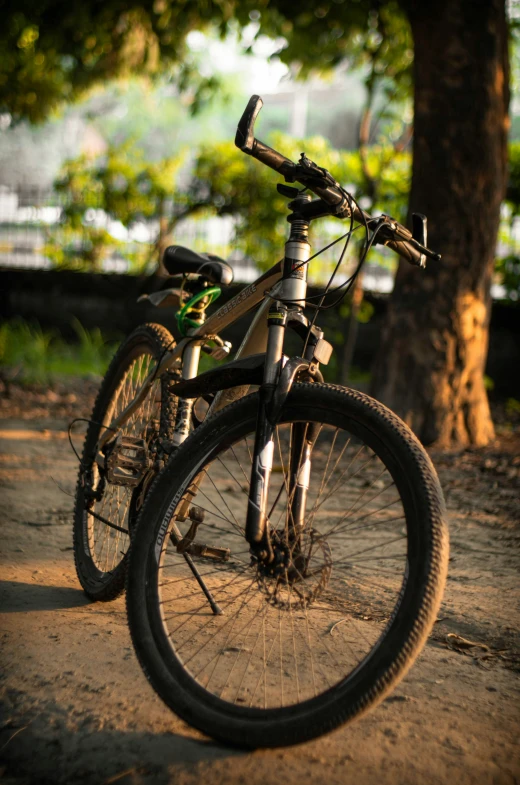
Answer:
374, 215, 441, 262
410, 240, 441, 262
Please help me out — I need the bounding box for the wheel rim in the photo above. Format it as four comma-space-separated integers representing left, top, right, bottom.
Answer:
86, 350, 161, 576
152, 414, 411, 711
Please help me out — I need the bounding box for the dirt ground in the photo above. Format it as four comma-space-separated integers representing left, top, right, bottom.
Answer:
0, 381, 519, 785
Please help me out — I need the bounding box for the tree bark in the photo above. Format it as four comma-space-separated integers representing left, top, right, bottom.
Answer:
371, 0, 510, 447
340, 270, 364, 386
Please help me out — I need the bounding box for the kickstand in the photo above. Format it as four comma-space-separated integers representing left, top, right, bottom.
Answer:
170, 525, 223, 615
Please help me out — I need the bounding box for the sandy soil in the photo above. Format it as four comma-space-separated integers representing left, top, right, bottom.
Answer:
0, 382, 519, 785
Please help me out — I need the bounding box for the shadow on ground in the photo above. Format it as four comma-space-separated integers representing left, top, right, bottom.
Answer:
0, 699, 242, 785
0, 580, 90, 613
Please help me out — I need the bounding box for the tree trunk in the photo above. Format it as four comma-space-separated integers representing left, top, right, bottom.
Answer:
371, 0, 509, 447
340, 271, 364, 386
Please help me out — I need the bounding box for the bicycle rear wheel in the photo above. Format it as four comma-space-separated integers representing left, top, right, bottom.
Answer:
73, 323, 177, 601
126, 383, 448, 747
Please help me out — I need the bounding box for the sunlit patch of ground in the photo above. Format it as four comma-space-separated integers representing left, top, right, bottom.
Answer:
0, 380, 518, 785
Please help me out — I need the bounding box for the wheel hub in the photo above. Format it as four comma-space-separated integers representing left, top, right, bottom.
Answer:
254, 529, 332, 609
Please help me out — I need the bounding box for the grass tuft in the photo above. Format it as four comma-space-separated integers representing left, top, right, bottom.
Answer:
0, 318, 118, 385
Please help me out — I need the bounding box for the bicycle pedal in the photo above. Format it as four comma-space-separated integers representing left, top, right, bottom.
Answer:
105, 434, 150, 487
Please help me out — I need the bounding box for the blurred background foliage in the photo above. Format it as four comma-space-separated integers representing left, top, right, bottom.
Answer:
0, 1, 411, 124
44, 142, 187, 272
46, 130, 411, 274
2, 1, 518, 293
40, 116, 520, 298
0, 1, 235, 124
1, 0, 519, 397
0, 318, 117, 385
500, 140, 520, 301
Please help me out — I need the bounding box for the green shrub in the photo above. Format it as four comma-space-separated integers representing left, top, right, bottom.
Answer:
0, 318, 117, 384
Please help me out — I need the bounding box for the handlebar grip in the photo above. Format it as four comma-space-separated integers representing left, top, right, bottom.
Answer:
385, 238, 426, 268
235, 95, 264, 153
251, 139, 295, 175
235, 95, 295, 177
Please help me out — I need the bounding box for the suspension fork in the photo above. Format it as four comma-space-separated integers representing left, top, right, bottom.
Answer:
287, 327, 323, 553
246, 211, 311, 560
287, 422, 315, 549
245, 302, 287, 560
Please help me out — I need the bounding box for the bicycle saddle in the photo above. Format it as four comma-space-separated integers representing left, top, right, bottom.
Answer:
163, 246, 234, 285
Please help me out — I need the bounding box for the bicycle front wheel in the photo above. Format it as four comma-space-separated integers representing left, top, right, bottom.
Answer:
126, 383, 448, 747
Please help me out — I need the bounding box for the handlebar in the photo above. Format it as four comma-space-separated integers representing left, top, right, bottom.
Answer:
235, 95, 441, 268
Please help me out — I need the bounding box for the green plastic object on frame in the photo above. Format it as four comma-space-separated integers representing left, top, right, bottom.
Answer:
175, 286, 222, 336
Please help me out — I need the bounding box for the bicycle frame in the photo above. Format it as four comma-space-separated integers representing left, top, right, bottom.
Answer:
97, 262, 285, 451
97, 199, 316, 561
97, 254, 302, 450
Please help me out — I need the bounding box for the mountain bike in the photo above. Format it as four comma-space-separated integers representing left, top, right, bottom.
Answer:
74, 95, 449, 747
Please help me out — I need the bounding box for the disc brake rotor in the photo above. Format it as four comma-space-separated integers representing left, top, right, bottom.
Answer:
255, 529, 332, 610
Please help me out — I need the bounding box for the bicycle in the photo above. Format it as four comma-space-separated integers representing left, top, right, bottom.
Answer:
74, 95, 449, 747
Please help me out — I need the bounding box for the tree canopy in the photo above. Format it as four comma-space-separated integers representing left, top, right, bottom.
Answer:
1, 0, 412, 123
1, 1, 233, 123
